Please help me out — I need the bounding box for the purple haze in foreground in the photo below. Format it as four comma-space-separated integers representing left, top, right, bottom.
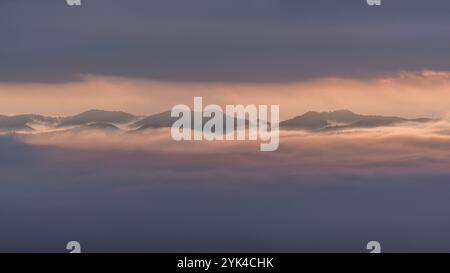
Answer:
1, 125, 450, 252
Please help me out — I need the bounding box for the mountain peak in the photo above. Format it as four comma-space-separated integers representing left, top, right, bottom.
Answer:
83, 109, 120, 113
331, 109, 356, 115
59, 109, 137, 127
280, 110, 429, 130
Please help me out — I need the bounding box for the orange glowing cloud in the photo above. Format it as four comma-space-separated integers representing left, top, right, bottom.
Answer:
0, 70, 450, 120
19, 120, 450, 173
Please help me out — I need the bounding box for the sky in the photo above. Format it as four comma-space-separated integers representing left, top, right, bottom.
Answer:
2, 0, 450, 253
1, 0, 450, 83
0, 0, 449, 76
1, 0, 450, 117
1, 71, 450, 119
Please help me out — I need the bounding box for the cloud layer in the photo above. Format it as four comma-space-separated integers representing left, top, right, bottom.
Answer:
1, 0, 450, 83
21, 120, 450, 172
1, 71, 450, 119
2, 123, 450, 252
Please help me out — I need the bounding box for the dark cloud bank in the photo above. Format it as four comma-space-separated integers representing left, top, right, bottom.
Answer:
1, 0, 450, 83
1, 136, 450, 252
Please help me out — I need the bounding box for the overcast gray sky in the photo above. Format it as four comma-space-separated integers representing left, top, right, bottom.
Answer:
1, 0, 450, 83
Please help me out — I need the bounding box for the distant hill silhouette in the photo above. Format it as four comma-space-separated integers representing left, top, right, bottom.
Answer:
0, 114, 58, 132
131, 110, 257, 132
58, 110, 137, 127
280, 110, 431, 130
0, 109, 434, 134
86, 122, 120, 131
65, 122, 121, 133
130, 110, 173, 129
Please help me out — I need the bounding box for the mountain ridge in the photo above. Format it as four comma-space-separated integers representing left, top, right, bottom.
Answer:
58, 110, 137, 127
280, 109, 432, 130
0, 109, 434, 133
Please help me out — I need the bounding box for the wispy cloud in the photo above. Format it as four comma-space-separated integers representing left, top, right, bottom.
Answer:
17, 119, 450, 173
